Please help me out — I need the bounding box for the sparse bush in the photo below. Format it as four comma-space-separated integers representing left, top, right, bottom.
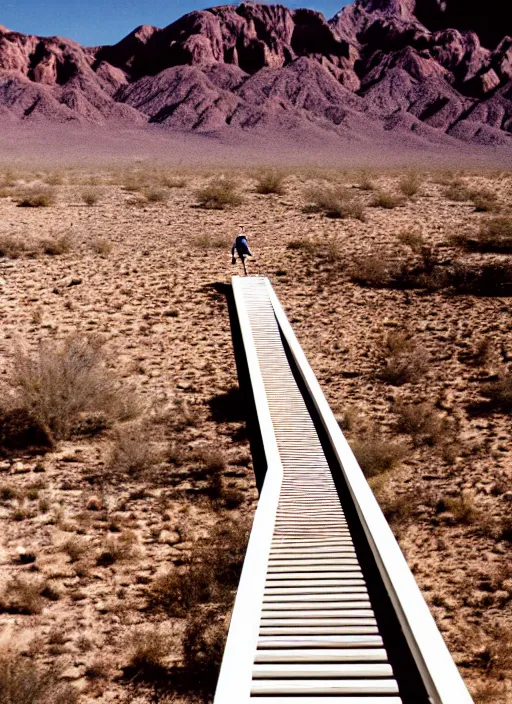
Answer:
196, 178, 242, 209
371, 191, 405, 209
181, 608, 226, 697
471, 680, 507, 704
0, 576, 48, 615
0, 406, 54, 457
0, 235, 31, 259
377, 331, 429, 386
358, 171, 374, 191
40, 232, 72, 256
125, 628, 170, 683
448, 261, 512, 296
480, 373, 512, 412
61, 537, 89, 563
453, 217, 512, 253
194, 446, 226, 478
443, 181, 470, 202
122, 174, 144, 192
96, 531, 138, 566
0, 645, 79, 704
350, 255, 403, 288
107, 424, 158, 478
16, 188, 56, 208
380, 491, 417, 525
399, 171, 423, 197
397, 229, 425, 252
150, 520, 248, 615
144, 187, 168, 203
436, 492, 479, 524
0, 485, 18, 502
304, 185, 365, 220
81, 189, 101, 206
90, 237, 112, 256
350, 432, 406, 478
10, 334, 139, 440
45, 171, 64, 186
150, 563, 216, 616
162, 176, 187, 188
193, 233, 230, 249
470, 188, 499, 213
287, 238, 315, 253
394, 401, 450, 447
254, 169, 286, 195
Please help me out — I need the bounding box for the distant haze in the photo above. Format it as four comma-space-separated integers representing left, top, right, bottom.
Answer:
0, 0, 352, 45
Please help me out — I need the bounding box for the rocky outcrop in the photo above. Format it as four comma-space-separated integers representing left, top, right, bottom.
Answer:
0, 1, 511, 148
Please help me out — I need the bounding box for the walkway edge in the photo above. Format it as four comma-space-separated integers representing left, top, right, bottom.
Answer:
266, 279, 473, 704
214, 277, 284, 703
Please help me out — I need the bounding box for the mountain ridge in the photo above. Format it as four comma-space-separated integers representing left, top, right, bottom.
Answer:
0, 0, 511, 149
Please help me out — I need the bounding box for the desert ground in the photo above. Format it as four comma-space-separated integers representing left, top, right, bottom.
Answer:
0, 164, 511, 703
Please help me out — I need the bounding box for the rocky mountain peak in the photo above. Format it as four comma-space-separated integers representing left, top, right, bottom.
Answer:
0, 2, 510, 151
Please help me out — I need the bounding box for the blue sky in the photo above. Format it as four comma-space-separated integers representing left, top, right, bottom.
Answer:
1, 1, 352, 46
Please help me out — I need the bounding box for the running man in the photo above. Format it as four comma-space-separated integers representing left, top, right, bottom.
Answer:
231, 225, 253, 276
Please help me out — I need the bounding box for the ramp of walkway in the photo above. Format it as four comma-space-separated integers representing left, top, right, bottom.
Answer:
214, 276, 473, 704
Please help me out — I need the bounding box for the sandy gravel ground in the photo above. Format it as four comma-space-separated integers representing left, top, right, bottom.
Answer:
0, 165, 511, 703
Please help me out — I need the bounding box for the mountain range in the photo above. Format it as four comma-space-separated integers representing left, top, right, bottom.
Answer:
0, 0, 511, 150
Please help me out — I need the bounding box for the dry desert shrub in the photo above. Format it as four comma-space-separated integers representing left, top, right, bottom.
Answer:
0, 232, 70, 258
96, 531, 138, 566
449, 261, 512, 296
350, 255, 403, 288
10, 334, 139, 440
150, 520, 248, 616
81, 188, 101, 206
470, 188, 500, 212
397, 228, 425, 252
90, 237, 112, 256
125, 628, 170, 683
358, 171, 375, 191
371, 191, 405, 209
398, 171, 423, 197
287, 237, 315, 253
161, 174, 187, 188
394, 401, 451, 447
144, 187, 168, 203
193, 232, 230, 249
193, 445, 226, 479
379, 490, 417, 526
0, 645, 78, 704
472, 680, 508, 704
304, 185, 365, 220
443, 180, 471, 202
377, 331, 428, 386
16, 187, 56, 208
196, 177, 243, 209
44, 171, 64, 186
40, 231, 72, 255
452, 217, 512, 253
0, 576, 49, 615
436, 492, 479, 524
0, 406, 54, 457
0, 169, 17, 188
0, 235, 33, 259
61, 536, 89, 563
350, 432, 406, 478
480, 373, 512, 412
181, 608, 226, 697
254, 169, 286, 195
107, 424, 159, 478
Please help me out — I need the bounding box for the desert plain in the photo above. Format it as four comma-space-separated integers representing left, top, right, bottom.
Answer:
0, 162, 511, 704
